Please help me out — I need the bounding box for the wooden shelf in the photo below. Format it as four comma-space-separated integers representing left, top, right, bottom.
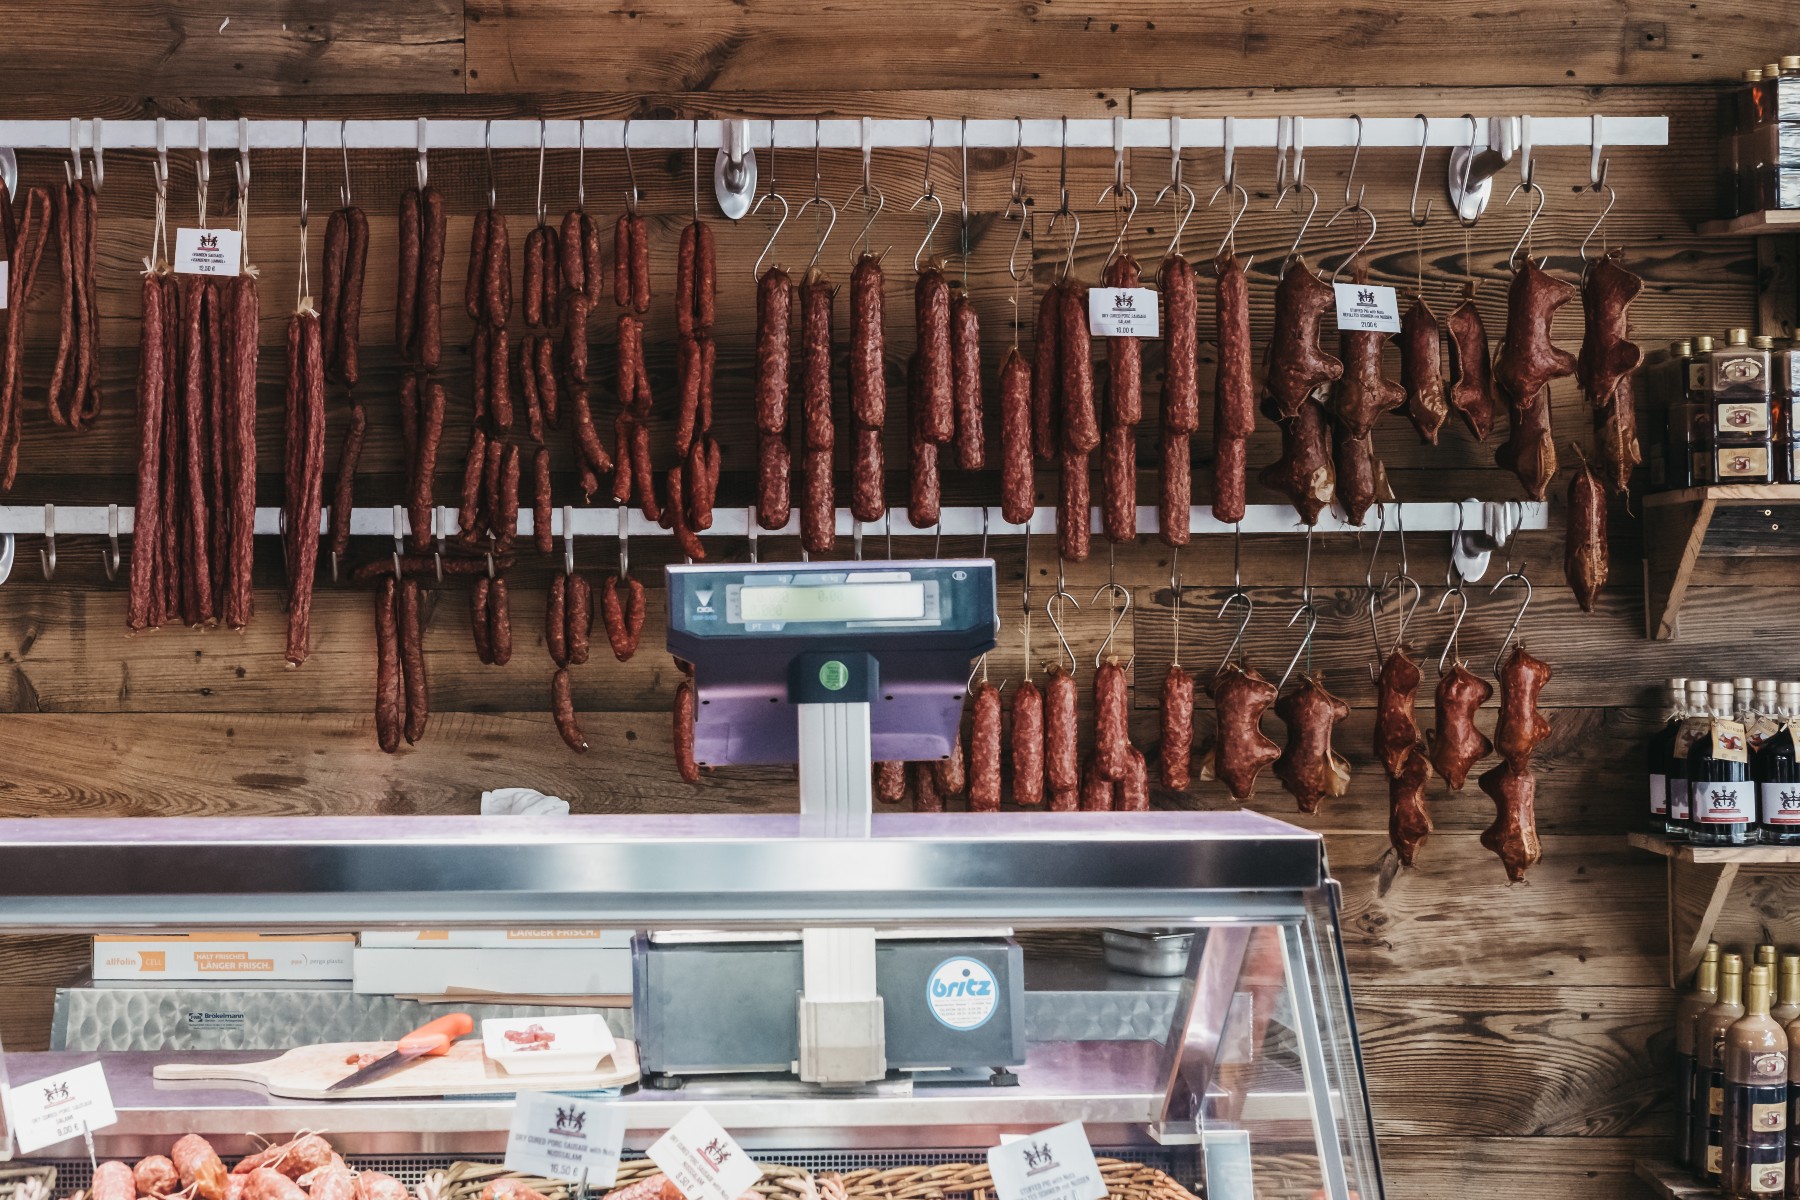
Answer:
1633, 1157, 1716, 1198
1697, 210, 1800, 237
1642, 485, 1800, 639
1627, 831, 1800, 863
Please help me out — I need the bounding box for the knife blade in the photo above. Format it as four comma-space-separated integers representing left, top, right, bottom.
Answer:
326, 1012, 473, 1092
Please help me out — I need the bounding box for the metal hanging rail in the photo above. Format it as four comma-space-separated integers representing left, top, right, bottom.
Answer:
0, 501, 1546, 540
8, 115, 1666, 152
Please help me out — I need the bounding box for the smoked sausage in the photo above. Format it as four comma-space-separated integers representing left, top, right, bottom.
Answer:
1011, 681, 1045, 807
1565, 445, 1609, 612
1400, 296, 1449, 444
1160, 252, 1198, 434
1160, 663, 1194, 792
1445, 292, 1497, 440
1264, 259, 1342, 418
1273, 672, 1351, 814
999, 347, 1035, 525
1093, 659, 1132, 780
969, 680, 1003, 812
1494, 259, 1577, 406
951, 293, 984, 469
1479, 759, 1543, 881
1201, 663, 1281, 801
1428, 661, 1493, 790
1045, 666, 1080, 793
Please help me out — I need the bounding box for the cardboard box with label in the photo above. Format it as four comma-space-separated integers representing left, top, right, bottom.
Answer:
93, 934, 355, 982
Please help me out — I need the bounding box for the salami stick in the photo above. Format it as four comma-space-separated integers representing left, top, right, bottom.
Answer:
969, 680, 1003, 812
999, 348, 1035, 525
1160, 252, 1198, 434
328, 401, 366, 561
412, 381, 446, 549
320, 206, 349, 378
416, 187, 446, 371
284, 311, 327, 667
914, 268, 954, 444
338, 207, 369, 387
755, 268, 792, 433
1011, 680, 1045, 807
849, 253, 886, 427
395, 189, 420, 359
567, 571, 593, 665
399, 577, 429, 744
1031, 283, 1062, 461
675, 680, 700, 782
374, 577, 402, 753
180, 279, 213, 627
1102, 253, 1142, 425
223, 275, 259, 630
533, 448, 553, 555
128, 272, 166, 633
546, 574, 569, 667
1058, 282, 1098, 454
951, 293, 984, 468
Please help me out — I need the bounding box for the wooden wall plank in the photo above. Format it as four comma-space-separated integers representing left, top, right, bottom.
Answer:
1380, 1136, 1662, 1200
463, 0, 1789, 91
0, 1, 465, 97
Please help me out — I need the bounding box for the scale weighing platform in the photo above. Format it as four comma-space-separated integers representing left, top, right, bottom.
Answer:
650, 560, 1007, 1087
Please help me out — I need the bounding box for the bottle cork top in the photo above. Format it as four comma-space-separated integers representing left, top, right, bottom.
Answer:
1783, 55, 1800, 71
1673, 339, 1693, 356
1713, 682, 1737, 696
1737, 677, 1757, 691
1766, 63, 1783, 79
1783, 682, 1800, 698
1754, 335, 1777, 349
1746, 69, 1766, 82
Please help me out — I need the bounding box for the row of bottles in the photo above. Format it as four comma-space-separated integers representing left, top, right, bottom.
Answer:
1718, 57, 1800, 217
1645, 329, 1800, 489
1648, 677, 1800, 844
1676, 944, 1793, 1195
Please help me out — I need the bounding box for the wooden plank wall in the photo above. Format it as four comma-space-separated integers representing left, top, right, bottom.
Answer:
2, 3, 1798, 1196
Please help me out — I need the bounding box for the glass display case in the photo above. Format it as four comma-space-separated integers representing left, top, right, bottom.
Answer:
0, 811, 1383, 1200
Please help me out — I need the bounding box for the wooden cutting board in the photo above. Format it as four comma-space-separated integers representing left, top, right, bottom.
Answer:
152, 1039, 639, 1100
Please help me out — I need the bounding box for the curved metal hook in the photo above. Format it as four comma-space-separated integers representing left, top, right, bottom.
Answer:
751, 190, 792, 280
1489, 568, 1533, 676
797, 193, 838, 275
1215, 589, 1253, 677
1325, 201, 1378, 284
1341, 114, 1366, 211
622, 118, 640, 215
1278, 182, 1321, 276
1006, 189, 1033, 283
1436, 585, 1469, 673
1097, 181, 1139, 272
1409, 115, 1433, 227
1385, 573, 1423, 654
1579, 184, 1618, 265
101, 503, 120, 582
1455, 114, 1481, 230
1154, 181, 1198, 262
910, 189, 944, 274
845, 182, 887, 268
1045, 207, 1081, 283
1044, 587, 1080, 676
1277, 602, 1319, 693
1505, 178, 1547, 270
1210, 179, 1251, 260
1092, 583, 1132, 668
483, 119, 497, 212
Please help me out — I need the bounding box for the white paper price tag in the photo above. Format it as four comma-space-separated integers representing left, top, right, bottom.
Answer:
1332, 281, 1400, 333
173, 228, 242, 277
6, 1062, 116, 1155
1087, 287, 1158, 338
503, 1092, 624, 1186
647, 1108, 761, 1200
986, 1121, 1108, 1200
0, 261, 10, 309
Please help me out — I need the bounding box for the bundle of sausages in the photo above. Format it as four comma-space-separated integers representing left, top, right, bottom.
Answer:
130, 268, 258, 637
520, 215, 566, 553
1158, 250, 1197, 543
1030, 276, 1097, 559
554, 207, 609, 499
321, 203, 370, 562
1480, 644, 1551, 881
1260, 259, 1341, 525
849, 253, 890, 524
96, 1130, 409, 1200
0, 182, 52, 489
46, 173, 101, 429
672, 218, 719, 554
1493, 259, 1576, 499
1375, 645, 1433, 865
373, 575, 428, 752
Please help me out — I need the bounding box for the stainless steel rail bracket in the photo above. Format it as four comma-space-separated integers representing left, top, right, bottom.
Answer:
1446, 116, 1515, 223
715, 119, 758, 220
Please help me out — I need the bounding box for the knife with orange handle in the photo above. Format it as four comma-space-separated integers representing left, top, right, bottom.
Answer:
326, 1012, 474, 1091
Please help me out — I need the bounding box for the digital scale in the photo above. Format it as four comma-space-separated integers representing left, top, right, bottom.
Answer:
642, 560, 1017, 1087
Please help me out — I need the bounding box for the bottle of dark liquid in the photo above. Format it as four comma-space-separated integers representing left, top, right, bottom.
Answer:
1701, 954, 1749, 1181
1723, 963, 1789, 1196
1757, 682, 1800, 846
1692, 681, 1757, 846
1664, 339, 1696, 488
1691, 336, 1719, 486
1679, 943, 1725, 1167
1672, 679, 1715, 837
1651, 676, 1690, 835
1774, 955, 1800, 1027
1712, 329, 1776, 485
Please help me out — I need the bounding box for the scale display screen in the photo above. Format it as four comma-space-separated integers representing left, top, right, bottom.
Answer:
737, 581, 926, 624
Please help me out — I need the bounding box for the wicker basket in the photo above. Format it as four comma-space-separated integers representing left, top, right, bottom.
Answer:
443, 1159, 815, 1200
828, 1160, 1198, 1200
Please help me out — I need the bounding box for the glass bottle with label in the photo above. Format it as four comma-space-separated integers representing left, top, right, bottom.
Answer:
1779, 342, 1800, 482
1702, 954, 1749, 1182
1723, 964, 1789, 1196
1680, 944, 1725, 1168
1775, 956, 1800, 1027
1672, 679, 1716, 836
1662, 340, 1696, 488
1691, 680, 1757, 844
1691, 336, 1719, 486
1756, 682, 1800, 846
1651, 677, 1690, 835
1751, 680, 1783, 751
1713, 329, 1776, 485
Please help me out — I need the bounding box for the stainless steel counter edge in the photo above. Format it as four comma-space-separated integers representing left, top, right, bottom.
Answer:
0, 812, 1325, 930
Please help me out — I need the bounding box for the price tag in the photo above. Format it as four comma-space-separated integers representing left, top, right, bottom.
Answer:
1086, 287, 1159, 338
6, 1062, 116, 1155
986, 1121, 1107, 1200
173, 227, 242, 277
503, 1092, 624, 1187
1332, 281, 1400, 333
646, 1108, 761, 1200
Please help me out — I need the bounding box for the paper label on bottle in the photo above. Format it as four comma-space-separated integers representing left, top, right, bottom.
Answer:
1712, 1082, 1726, 1117
173, 227, 242, 277
1751, 1160, 1785, 1193
1760, 781, 1800, 824
1714, 352, 1768, 389
1707, 1142, 1722, 1175
1651, 773, 1669, 817
1714, 720, 1751, 763
5, 1061, 116, 1154
646, 1108, 760, 1200
1673, 780, 1693, 822
1700, 780, 1755, 823
988, 1121, 1109, 1200
1086, 288, 1159, 338
1332, 282, 1400, 333
1690, 362, 1714, 392
1717, 400, 1772, 433
1717, 446, 1772, 479
503, 1092, 624, 1186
